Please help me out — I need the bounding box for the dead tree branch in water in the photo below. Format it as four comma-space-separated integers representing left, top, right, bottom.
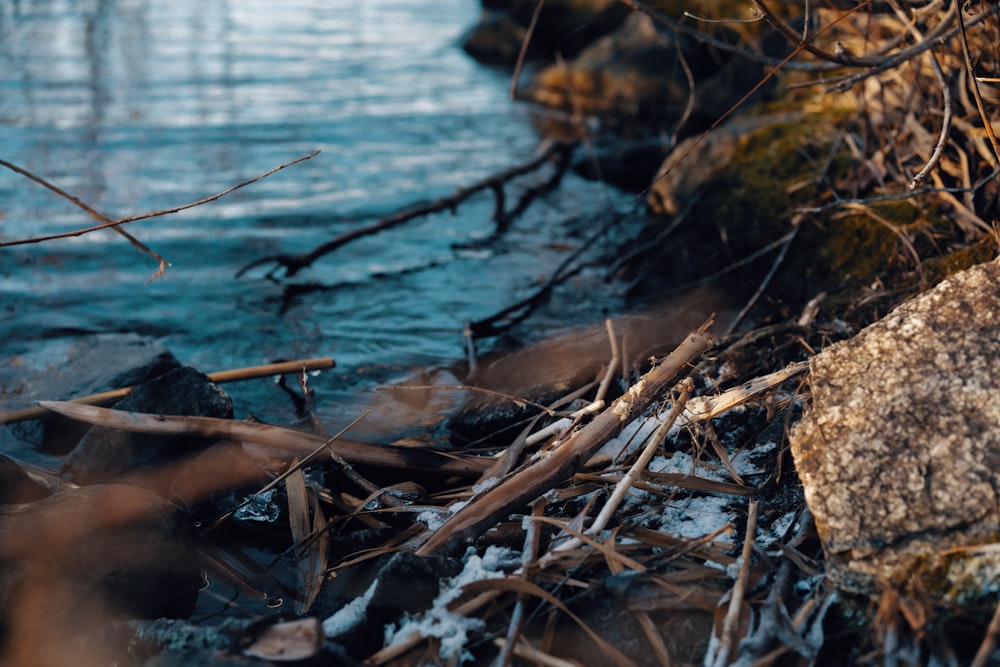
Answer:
236, 141, 575, 280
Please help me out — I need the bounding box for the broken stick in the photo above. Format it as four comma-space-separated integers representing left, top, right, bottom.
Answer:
416, 319, 714, 555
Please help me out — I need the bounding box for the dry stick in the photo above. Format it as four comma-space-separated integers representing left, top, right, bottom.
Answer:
525, 321, 621, 448
378, 384, 557, 417
830, 1, 1000, 92
0, 151, 320, 248
492, 638, 578, 667
36, 401, 489, 477
971, 594, 1000, 667
711, 499, 760, 667
0, 356, 336, 425
907, 56, 953, 189
0, 157, 168, 273
957, 0, 1000, 166
509, 0, 545, 99
484, 379, 599, 484
724, 216, 802, 336
546, 377, 695, 559
753, 0, 881, 67
237, 142, 571, 279
198, 411, 369, 533
497, 500, 546, 667
684, 361, 808, 422
416, 319, 713, 556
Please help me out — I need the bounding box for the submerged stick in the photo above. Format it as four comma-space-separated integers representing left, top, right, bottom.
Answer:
0, 357, 335, 425
416, 319, 713, 555
37, 402, 488, 477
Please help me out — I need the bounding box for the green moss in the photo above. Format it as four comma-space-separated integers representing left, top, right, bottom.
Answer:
922, 236, 998, 285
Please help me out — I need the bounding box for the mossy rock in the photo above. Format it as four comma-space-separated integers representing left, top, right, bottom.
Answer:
628, 107, 997, 327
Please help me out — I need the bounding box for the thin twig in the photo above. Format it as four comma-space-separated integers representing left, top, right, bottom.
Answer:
908, 58, 953, 188
956, 0, 1000, 166
971, 594, 1000, 667
37, 401, 489, 476
510, 0, 545, 99
0, 151, 320, 248
0, 157, 171, 274
724, 216, 802, 335
711, 499, 759, 667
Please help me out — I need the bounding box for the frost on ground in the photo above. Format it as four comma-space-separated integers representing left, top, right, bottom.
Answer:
382, 545, 515, 662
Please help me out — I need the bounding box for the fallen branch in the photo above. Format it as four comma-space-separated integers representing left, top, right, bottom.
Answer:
416, 318, 713, 555
0, 357, 336, 425
237, 142, 574, 279
37, 401, 489, 477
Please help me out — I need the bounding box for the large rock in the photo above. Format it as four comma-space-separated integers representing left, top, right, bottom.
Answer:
790, 259, 1000, 594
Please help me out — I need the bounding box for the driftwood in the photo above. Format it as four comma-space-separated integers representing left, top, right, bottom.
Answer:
38, 402, 489, 477
416, 318, 714, 555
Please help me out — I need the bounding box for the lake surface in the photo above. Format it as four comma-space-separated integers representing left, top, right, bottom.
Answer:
0, 0, 635, 425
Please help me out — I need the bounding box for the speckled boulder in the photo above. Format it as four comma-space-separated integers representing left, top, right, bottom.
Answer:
790, 258, 1000, 593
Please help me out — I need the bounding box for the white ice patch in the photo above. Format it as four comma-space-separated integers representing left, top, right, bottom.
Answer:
322, 578, 379, 638
417, 497, 472, 531
384, 545, 514, 662
646, 495, 735, 544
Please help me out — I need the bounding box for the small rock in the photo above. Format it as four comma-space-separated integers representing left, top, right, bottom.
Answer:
1, 333, 180, 455
460, 11, 529, 65
790, 259, 1000, 594
62, 365, 233, 484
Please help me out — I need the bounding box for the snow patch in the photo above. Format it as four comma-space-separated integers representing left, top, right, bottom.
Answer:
384, 545, 514, 662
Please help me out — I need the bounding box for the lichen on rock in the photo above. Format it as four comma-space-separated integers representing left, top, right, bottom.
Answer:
790, 258, 1000, 594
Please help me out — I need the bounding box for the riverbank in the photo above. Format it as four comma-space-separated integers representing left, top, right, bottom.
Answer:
3, 1, 1000, 665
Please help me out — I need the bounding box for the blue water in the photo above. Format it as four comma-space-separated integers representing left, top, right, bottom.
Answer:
0, 0, 633, 424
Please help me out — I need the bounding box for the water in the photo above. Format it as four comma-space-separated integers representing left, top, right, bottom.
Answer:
0, 0, 633, 424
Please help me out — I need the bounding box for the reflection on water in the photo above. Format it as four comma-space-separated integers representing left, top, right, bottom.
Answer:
0, 0, 630, 420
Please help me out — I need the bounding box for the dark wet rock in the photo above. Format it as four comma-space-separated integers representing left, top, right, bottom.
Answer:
62, 365, 233, 484
0, 484, 200, 664
571, 137, 667, 191
461, 11, 528, 65
314, 551, 462, 656
461, 0, 627, 66
790, 259, 1000, 594
1, 333, 180, 455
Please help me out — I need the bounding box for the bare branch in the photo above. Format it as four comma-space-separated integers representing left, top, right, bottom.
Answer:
0, 151, 320, 249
